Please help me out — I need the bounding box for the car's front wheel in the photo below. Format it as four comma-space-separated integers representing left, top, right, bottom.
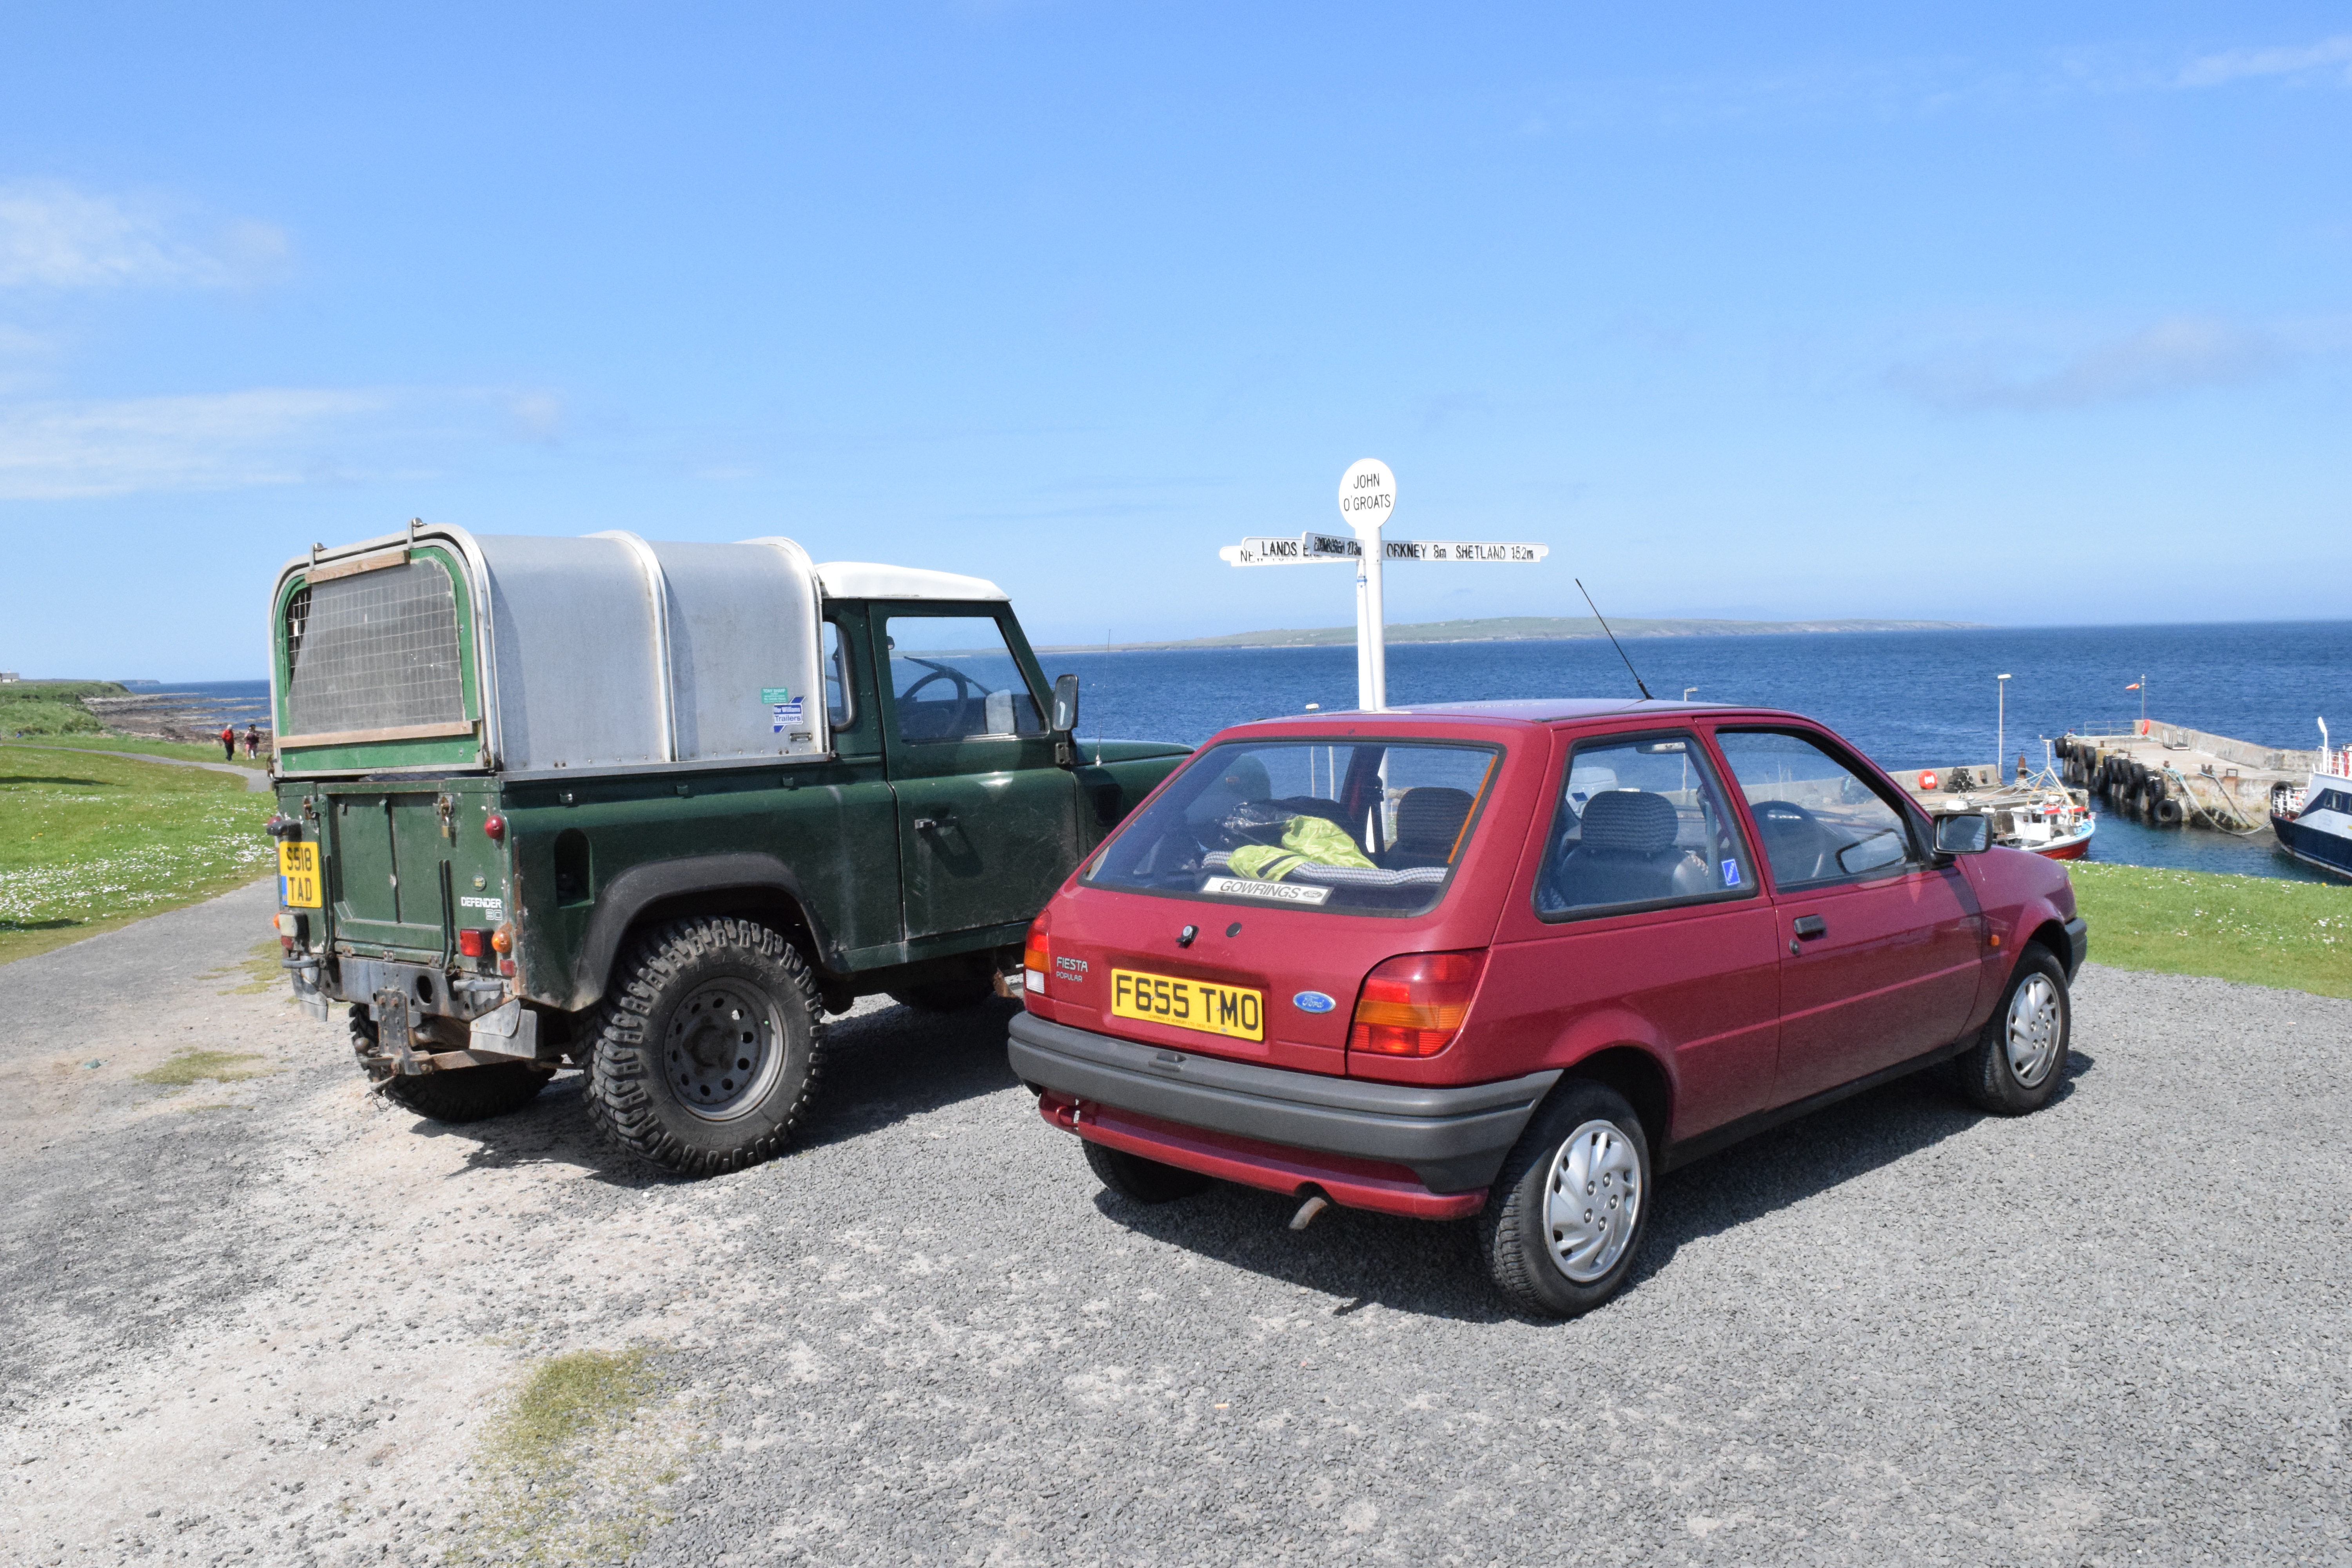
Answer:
1958, 944, 2071, 1115
1479, 1081, 1652, 1319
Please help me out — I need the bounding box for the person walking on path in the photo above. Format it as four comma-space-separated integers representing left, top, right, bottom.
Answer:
243, 724, 261, 760
220, 724, 236, 762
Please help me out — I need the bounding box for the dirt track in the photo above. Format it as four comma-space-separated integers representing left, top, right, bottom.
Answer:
2, 880, 2347, 1566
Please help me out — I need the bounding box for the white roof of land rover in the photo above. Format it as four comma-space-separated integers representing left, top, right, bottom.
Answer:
816, 561, 1006, 602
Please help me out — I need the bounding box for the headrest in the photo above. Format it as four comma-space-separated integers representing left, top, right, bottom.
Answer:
1393, 786, 1475, 850
1578, 790, 1678, 855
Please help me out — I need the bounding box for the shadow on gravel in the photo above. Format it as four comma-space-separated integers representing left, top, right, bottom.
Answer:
1093, 1182, 1510, 1324
1628, 1049, 2093, 1290
404, 1000, 1027, 1184
799, 998, 1026, 1149
1088, 1049, 2095, 1324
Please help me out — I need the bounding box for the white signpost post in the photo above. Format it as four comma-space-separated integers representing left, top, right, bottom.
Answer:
1216, 459, 1550, 711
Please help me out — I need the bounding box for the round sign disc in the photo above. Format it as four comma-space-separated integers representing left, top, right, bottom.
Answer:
1337, 458, 1396, 534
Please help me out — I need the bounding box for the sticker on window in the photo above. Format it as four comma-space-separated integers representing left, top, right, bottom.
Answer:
1200, 875, 1332, 906
1722, 860, 1742, 887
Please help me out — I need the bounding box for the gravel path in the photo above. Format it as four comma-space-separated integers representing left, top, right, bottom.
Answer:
2, 886, 2345, 1565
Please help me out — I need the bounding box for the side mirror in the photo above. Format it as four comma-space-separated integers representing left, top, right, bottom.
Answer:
1051, 673, 1081, 734
1934, 813, 1992, 855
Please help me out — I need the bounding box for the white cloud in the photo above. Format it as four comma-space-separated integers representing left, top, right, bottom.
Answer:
0, 388, 390, 497
0, 383, 586, 497
2178, 34, 2352, 88
1885, 317, 2295, 412
0, 180, 288, 290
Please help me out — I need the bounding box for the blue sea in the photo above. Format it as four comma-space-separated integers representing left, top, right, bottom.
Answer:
1042, 619, 2352, 885
177, 619, 2352, 883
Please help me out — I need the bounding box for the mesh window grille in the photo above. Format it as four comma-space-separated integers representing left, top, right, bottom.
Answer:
284, 559, 466, 737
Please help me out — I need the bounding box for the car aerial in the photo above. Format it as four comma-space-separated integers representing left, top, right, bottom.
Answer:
1006, 699, 2086, 1318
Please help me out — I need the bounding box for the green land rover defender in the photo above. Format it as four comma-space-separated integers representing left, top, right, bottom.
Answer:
266, 524, 1187, 1174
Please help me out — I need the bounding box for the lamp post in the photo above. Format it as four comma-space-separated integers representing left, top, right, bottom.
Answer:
1997, 673, 2011, 780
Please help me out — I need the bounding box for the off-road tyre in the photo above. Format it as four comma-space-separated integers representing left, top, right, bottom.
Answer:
583, 916, 828, 1176
1479, 1081, 1653, 1320
381, 1063, 550, 1123
1082, 1138, 1212, 1203
1958, 944, 2070, 1115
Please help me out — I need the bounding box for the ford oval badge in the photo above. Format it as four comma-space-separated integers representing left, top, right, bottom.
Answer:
1292, 991, 1336, 1013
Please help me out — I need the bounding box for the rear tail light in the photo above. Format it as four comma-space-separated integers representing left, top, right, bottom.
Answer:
1022, 910, 1051, 996
1348, 951, 1488, 1058
458, 928, 491, 958
491, 924, 514, 954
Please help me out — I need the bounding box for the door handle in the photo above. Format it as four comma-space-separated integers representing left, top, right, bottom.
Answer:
1789, 915, 1827, 955
913, 811, 958, 832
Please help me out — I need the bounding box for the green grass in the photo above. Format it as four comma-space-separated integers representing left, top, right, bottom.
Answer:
0, 681, 122, 738
2070, 861, 2352, 999
136, 1049, 273, 1087
453, 1348, 691, 1566
22, 734, 265, 765
0, 743, 276, 964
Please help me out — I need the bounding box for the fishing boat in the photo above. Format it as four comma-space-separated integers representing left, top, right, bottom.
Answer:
1906, 753, 2096, 862
2269, 723, 2352, 880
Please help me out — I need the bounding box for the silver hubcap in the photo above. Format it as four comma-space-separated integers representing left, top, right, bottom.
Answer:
665, 980, 785, 1122
2005, 974, 2063, 1088
1541, 1120, 1642, 1284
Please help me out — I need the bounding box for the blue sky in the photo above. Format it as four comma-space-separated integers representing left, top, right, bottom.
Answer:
2, 4, 2347, 678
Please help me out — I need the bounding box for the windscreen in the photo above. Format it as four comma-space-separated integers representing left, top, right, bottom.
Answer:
1084, 739, 1501, 915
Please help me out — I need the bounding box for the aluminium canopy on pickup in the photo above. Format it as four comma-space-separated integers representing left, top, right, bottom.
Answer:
269, 525, 837, 778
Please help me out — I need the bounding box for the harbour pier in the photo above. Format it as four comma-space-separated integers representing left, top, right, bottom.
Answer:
2053, 719, 2318, 833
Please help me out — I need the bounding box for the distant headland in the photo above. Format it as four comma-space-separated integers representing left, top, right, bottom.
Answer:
1037, 614, 1987, 653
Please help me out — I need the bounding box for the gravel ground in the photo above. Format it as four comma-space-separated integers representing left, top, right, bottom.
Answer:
2, 881, 2346, 1566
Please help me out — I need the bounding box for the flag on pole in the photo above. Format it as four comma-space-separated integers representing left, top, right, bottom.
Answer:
2125, 682, 2141, 690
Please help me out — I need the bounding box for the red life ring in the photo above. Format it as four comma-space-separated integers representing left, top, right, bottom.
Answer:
1918, 771, 1939, 791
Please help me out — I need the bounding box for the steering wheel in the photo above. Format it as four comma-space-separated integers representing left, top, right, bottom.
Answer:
1748, 799, 1831, 882
898, 666, 975, 736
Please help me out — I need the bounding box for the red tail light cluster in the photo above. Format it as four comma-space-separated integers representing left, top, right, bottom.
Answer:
1022, 910, 1051, 997
1348, 951, 1487, 1057
458, 928, 491, 958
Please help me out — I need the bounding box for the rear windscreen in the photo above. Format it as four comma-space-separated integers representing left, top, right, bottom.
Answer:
1084, 739, 1501, 915
283, 559, 465, 738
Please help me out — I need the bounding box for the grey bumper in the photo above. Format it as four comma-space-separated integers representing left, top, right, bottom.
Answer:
2063, 916, 2089, 979
1007, 1012, 1559, 1193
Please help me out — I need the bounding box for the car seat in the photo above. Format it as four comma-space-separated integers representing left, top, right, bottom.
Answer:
1539, 790, 1713, 911
1384, 786, 1477, 868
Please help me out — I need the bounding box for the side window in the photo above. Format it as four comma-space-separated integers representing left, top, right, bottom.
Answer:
882, 615, 1045, 742
821, 620, 852, 727
1535, 732, 1756, 919
1714, 730, 1916, 888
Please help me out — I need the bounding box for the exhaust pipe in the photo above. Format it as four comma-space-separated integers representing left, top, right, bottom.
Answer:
1288, 1192, 1330, 1231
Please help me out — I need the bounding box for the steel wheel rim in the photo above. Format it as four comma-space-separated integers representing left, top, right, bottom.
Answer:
665, 980, 786, 1122
1541, 1119, 1642, 1284
2005, 973, 2062, 1088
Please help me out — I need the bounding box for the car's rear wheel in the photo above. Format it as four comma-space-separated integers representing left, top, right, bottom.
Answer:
1082, 1138, 1211, 1203
1958, 944, 2070, 1115
583, 916, 828, 1176
1479, 1081, 1652, 1319
382, 1063, 550, 1123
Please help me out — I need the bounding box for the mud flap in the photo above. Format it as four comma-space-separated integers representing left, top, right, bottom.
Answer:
372, 988, 424, 1075
466, 998, 540, 1062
